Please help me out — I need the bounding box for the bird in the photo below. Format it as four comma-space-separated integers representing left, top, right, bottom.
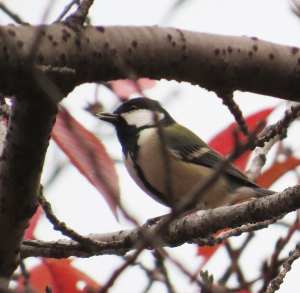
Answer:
97, 97, 275, 212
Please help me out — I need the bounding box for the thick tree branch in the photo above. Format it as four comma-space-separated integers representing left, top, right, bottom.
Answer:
21, 185, 300, 259
0, 25, 300, 101
0, 87, 57, 280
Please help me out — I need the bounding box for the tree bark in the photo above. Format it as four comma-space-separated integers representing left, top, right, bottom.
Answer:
0, 24, 299, 101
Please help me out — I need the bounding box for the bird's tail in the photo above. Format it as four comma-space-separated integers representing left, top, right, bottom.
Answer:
252, 187, 277, 198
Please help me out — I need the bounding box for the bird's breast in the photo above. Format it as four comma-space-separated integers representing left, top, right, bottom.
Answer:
123, 128, 234, 208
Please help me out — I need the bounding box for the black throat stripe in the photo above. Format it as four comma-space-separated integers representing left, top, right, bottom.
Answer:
129, 152, 173, 207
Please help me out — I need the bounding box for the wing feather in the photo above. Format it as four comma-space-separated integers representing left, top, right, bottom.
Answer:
165, 123, 258, 187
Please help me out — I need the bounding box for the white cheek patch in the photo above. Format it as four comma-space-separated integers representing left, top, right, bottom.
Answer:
121, 109, 165, 128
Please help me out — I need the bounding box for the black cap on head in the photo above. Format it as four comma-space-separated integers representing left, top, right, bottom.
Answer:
113, 97, 163, 115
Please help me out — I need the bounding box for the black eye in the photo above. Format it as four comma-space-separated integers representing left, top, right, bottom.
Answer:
129, 105, 138, 111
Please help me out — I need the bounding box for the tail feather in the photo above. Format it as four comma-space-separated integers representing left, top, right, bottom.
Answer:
231, 186, 276, 204
252, 187, 277, 198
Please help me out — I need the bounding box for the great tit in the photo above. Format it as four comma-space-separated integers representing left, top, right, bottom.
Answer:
97, 97, 275, 211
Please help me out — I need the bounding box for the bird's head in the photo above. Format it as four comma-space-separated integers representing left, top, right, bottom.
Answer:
97, 97, 175, 130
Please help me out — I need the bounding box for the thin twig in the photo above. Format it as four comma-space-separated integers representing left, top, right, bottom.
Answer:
265, 243, 300, 293
55, 0, 80, 22
219, 91, 250, 137
38, 185, 124, 252
259, 222, 300, 293
257, 103, 300, 147
19, 260, 31, 291
99, 249, 143, 293
194, 217, 279, 247
63, 0, 94, 28
153, 249, 176, 293
0, 2, 24, 24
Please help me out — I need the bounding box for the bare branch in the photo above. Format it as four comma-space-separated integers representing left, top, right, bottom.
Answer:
63, 0, 94, 28
265, 243, 300, 293
38, 186, 126, 252
218, 91, 250, 137
2, 25, 300, 102
21, 185, 300, 259
194, 218, 279, 247
257, 103, 300, 147
55, 0, 80, 22
0, 2, 24, 24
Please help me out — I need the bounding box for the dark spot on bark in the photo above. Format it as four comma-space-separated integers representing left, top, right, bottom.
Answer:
269, 53, 274, 60
292, 47, 299, 54
75, 38, 81, 47
214, 48, 220, 55
252, 45, 258, 52
172, 41, 176, 47
237, 48, 241, 53
7, 29, 15, 37
40, 30, 46, 35
222, 49, 226, 54
97, 26, 105, 33
248, 51, 253, 57
128, 47, 132, 54
17, 40, 24, 48
53, 41, 58, 46
48, 34, 53, 41
104, 42, 109, 49
111, 48, 117, 55
132, 40, 138, 48
38, 53, 44, 63
62, 29, 71, 42
86, 37, 90, 43
227, 46, 233, 53
167, 34, 172, 40
298, 57, 300, 64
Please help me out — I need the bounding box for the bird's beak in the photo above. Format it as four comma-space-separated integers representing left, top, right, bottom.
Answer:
96, 112, 119, 124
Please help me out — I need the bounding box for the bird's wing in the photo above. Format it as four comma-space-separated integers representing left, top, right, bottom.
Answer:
165, 124, 257, 187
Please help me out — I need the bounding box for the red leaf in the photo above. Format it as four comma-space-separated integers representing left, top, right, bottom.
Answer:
208, 108, 275, 172
257, 156, 300, 188
17, 259, 101, 293
24, 206, 43, 240
110, 78, 156, 99
52, 107, 120, 218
